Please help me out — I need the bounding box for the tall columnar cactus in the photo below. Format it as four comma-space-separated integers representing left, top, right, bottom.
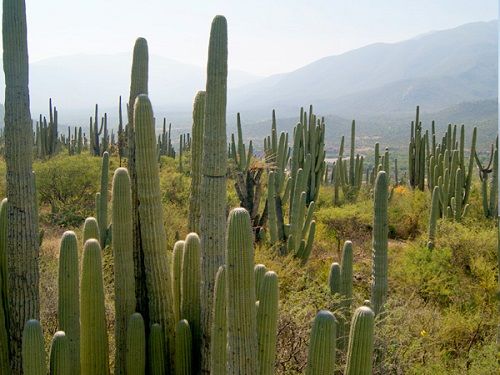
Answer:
0, 198, 8, 374
80, 239, 109, 375
226, 208, 259, 374
49, 331, 70, 375
172, 240, 185, 324
3, 1, 40, 371
408, 106, 427, 191
200, 15, 228, 372
149, 324, 166, 375
254, 264, 268, 301
188, 91, 206, 233
339, 241, 353, 350
371, 171, 388, 316
256, 271, 279, 375
305, 310, 337, 375
428, 186, 440, 249
344, 306, 375, 375
111, 168, 136, 375
127, 37, 149, 325
181, 233, 201, 373
475, 137, 498, 218
210, 266, 227, 375
126, 313, 146, 375
21, 320, 45, 375
135, 94, 174, 371
97, 151, 109, 247
82, 217, 100, 243
175, 320, 192, 375
57, 231, 80, 374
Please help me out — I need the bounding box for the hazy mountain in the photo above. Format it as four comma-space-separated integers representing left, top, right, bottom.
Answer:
230, 20, 497, 119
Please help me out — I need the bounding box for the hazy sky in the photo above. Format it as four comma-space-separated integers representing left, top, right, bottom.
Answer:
4, 0, 498, 76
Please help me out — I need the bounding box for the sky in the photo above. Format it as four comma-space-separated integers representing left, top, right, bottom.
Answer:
2, 0, 498, 76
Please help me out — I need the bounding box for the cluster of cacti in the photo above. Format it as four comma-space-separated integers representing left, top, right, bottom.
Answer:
59, 125, 84, 156
408, 106, 428, 190
231, 113, 267, 240
34, 98, 59, 158
89, 104, 110, 156
474, 136, 498, 218
176, 132, 191, 172
428, 122, 477, 221
334, 120, 364, 204
157, 119, 175, 159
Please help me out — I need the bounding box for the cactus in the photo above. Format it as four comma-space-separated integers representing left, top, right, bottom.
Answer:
80, 239, 109, 375
49, 331, 70, 375
126, 313, 146, 375
111, 168, 136, 375
3, 0, 40, 370
475, 137, 498, 218
336, 121, 364, 202
344, 306, 375, 375
22, 320, 45, 375
328, 263, 341, 295
226, 208, 259, 374
149, 324, 166, 375
172, 240, 185, 325
371, 171, 388, 316
180, 233, 201, 372
210, 266, 227, 375
408, 106, 427, 190
97, 151, 109, 247
257, 271, 279, 375
200, 15, 228, 372
175, 320, 192, 375
57, 231, 80, 373
134, 94, 174, 371
254, 264, 268, 301
305, 310, 337, 375
0, 198, 8, 374
82, 217, 100, 243
188, 91, 206, 233
127, 37, 150, 327
338, 241, 353, 350
428, 186, 440, 249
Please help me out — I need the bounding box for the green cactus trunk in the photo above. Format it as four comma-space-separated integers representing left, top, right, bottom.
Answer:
344, 306, 375, 375
134, 94, 174, 372
188, 91, 206, 233
210, 266, 227, 375
127, 37, 150, 327
49, 331, 70, 375
149, 324, 166, 375
3, 1, 40, 371
57, 231, 80, 374
97, 151, 109, 247
181, 233, 201, 373
254, 264, 268, 301
200, 15, 228, 373
371, 171, 388, 316
126, 313, 146, 375
226, 208, 259, 374
172, 240, 185, 325
21, 320, 45, 375
305, 310, 337, 375
111, 168, 136, 375
339, 241, 353, 350
80, 239, 109, 375
175, 320, 192, 375
0, 198, 9, 374
257, 271, 279, 375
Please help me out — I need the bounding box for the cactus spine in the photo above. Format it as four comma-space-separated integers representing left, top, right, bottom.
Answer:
226, 208, 259, 374
181, 233, 201, 372
21, 320, 45, 375
82, 217, 100, 243
97, 151, 109, 247
135, 94, 174, 371
57, 231, 80, 374
344, 306, 375, 375
149, 324, 166, 375
305, 310, 337, 375
3, 0, 40, 370
126, 313, 146, 375
371, 171, 388, 316
175, 320, 192, 375
49, 331, 70, 375
80, 239, 109, 375
210, 266, 227, 375
188, 91, 206, 233
257, 271, 279, 375
200, 15, 228, 372
111, 168, 136, 375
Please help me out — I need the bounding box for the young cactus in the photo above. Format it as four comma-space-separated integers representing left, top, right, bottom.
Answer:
305, 310, 337, 375
149, 324, 166, 375
371, 171, 388, 316
80, 239, 109, 375
428, 186, 440, 249
210, 266, 227, 375
22, 320, 45, 375
257, 271, 279, 375
49, 331, 70, 375
175, 320, 192, 375
97, 151, 109, 247
226, 208, 259, 374
111, 168, 136, 375
172, 240, 185, 324
57, 231, 80, 373
254, 264, 268, 301
82, 217, 100, 243
344, 306, 375, 375
126, 313, 146, 375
